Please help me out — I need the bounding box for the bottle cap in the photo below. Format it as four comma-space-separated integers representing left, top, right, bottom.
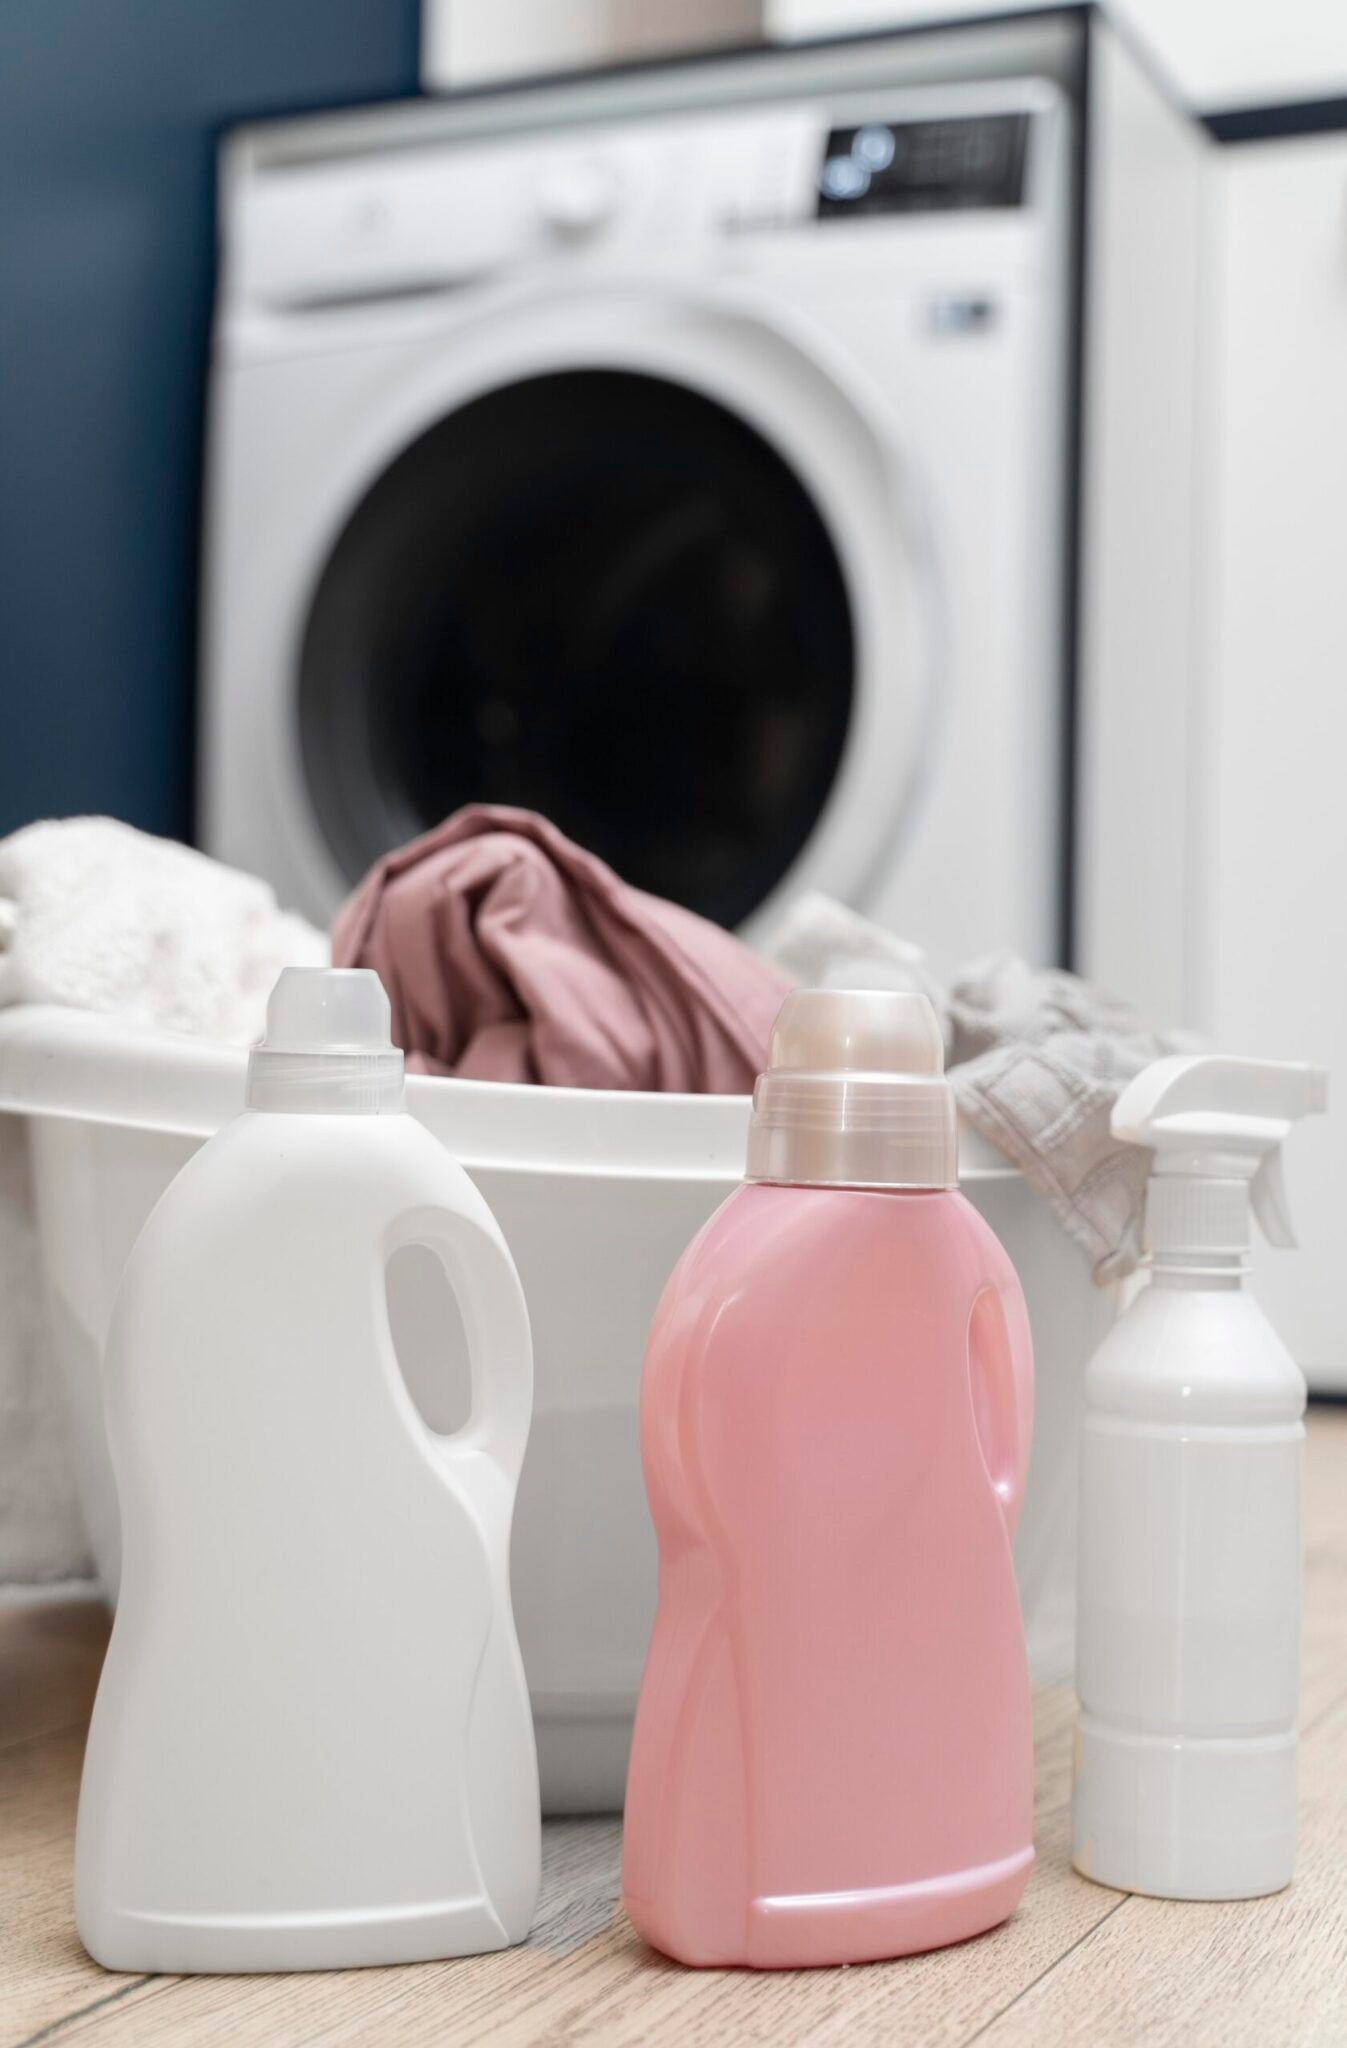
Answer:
245, 968, 405, 1114
745, 988, 957, 1191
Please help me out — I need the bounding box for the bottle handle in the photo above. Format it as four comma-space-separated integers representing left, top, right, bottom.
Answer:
967, 1275, 1035, 1538
385, 1198, 533, 1487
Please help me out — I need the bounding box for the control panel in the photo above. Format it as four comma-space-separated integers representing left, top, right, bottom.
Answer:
817, 115, 1030, 218
226, 94, 1051, 311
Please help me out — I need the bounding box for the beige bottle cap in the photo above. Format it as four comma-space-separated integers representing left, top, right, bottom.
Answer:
745, 988, 957, 1190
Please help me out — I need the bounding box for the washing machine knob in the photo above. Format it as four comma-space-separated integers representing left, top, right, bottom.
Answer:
539, 159, 620, 238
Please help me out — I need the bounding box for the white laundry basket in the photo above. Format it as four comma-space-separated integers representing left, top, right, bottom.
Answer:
0, 1006, 1110, 1812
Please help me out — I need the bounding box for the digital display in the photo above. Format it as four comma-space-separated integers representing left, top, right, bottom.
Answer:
817, 114, 1029, 218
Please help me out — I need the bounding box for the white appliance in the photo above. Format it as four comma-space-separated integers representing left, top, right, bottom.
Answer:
1184, 127, 1347, 1392
203, 62, 1071, 974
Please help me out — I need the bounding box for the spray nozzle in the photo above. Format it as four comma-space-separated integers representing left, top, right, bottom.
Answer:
1112, 1054, 1328, 1262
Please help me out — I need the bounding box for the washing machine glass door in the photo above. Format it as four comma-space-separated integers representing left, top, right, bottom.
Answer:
298, 367, 854, 930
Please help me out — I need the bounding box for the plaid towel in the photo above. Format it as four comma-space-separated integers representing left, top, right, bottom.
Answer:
946, 956, 1196, 1284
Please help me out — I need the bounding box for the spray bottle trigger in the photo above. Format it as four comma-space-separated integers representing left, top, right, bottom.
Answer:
1251, 1147, 1297, 1250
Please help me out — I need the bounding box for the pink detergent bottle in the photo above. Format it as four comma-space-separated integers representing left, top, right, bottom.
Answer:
622, 989, 1035, 1969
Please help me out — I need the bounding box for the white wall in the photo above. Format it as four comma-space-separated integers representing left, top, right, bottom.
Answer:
766, 0, 1347, 110
428, 1, 1347, 106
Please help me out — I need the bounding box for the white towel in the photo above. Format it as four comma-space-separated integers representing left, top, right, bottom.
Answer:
0, 817, 325, 1038
765, 894, 1196, 1285
0, 819, 328, 1587
767, 891, 945, 1003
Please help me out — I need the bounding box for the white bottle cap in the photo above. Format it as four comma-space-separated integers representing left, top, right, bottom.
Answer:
245, 968, 405, 1114
745, 988, 957, 1190
1112, 1054, 1328, 1270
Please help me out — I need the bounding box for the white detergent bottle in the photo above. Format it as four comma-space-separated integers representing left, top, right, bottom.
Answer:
1072, 1053, 1328, 1901
75, 968, 540, 1972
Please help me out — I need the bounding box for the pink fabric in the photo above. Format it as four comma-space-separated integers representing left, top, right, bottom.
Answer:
331, 806, 790, 1094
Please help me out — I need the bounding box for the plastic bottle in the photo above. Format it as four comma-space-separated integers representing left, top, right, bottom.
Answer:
1072, 1053, 1328, 1901
621, 988, 1035, 1969
75, 968, 540, 1972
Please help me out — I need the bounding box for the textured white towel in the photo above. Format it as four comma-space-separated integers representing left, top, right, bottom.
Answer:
0, 818, 325, 1038
0, 819, 327, 1587
766, 895, 1196, 1285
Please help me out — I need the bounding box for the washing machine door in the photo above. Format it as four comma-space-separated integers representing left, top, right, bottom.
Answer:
291, 283, 938, 935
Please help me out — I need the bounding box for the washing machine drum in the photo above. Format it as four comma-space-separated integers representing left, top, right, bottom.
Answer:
298, 368, 855, 930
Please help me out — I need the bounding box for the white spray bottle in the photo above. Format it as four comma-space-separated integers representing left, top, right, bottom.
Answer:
1072, 1054, 1327, 1901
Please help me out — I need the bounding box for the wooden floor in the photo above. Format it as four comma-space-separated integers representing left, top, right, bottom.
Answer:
5, 1410, 1347, 2048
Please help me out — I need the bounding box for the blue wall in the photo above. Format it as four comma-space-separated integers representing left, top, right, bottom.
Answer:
0, 2, 420, 841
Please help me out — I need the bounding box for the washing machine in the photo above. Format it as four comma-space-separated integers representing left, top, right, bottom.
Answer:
203, 52, 1071, 972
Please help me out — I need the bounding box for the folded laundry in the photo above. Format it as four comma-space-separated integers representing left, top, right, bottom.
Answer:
0, 818, 327, 1588
332, 806, 791, 1094
765, 894, 1196, 1285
